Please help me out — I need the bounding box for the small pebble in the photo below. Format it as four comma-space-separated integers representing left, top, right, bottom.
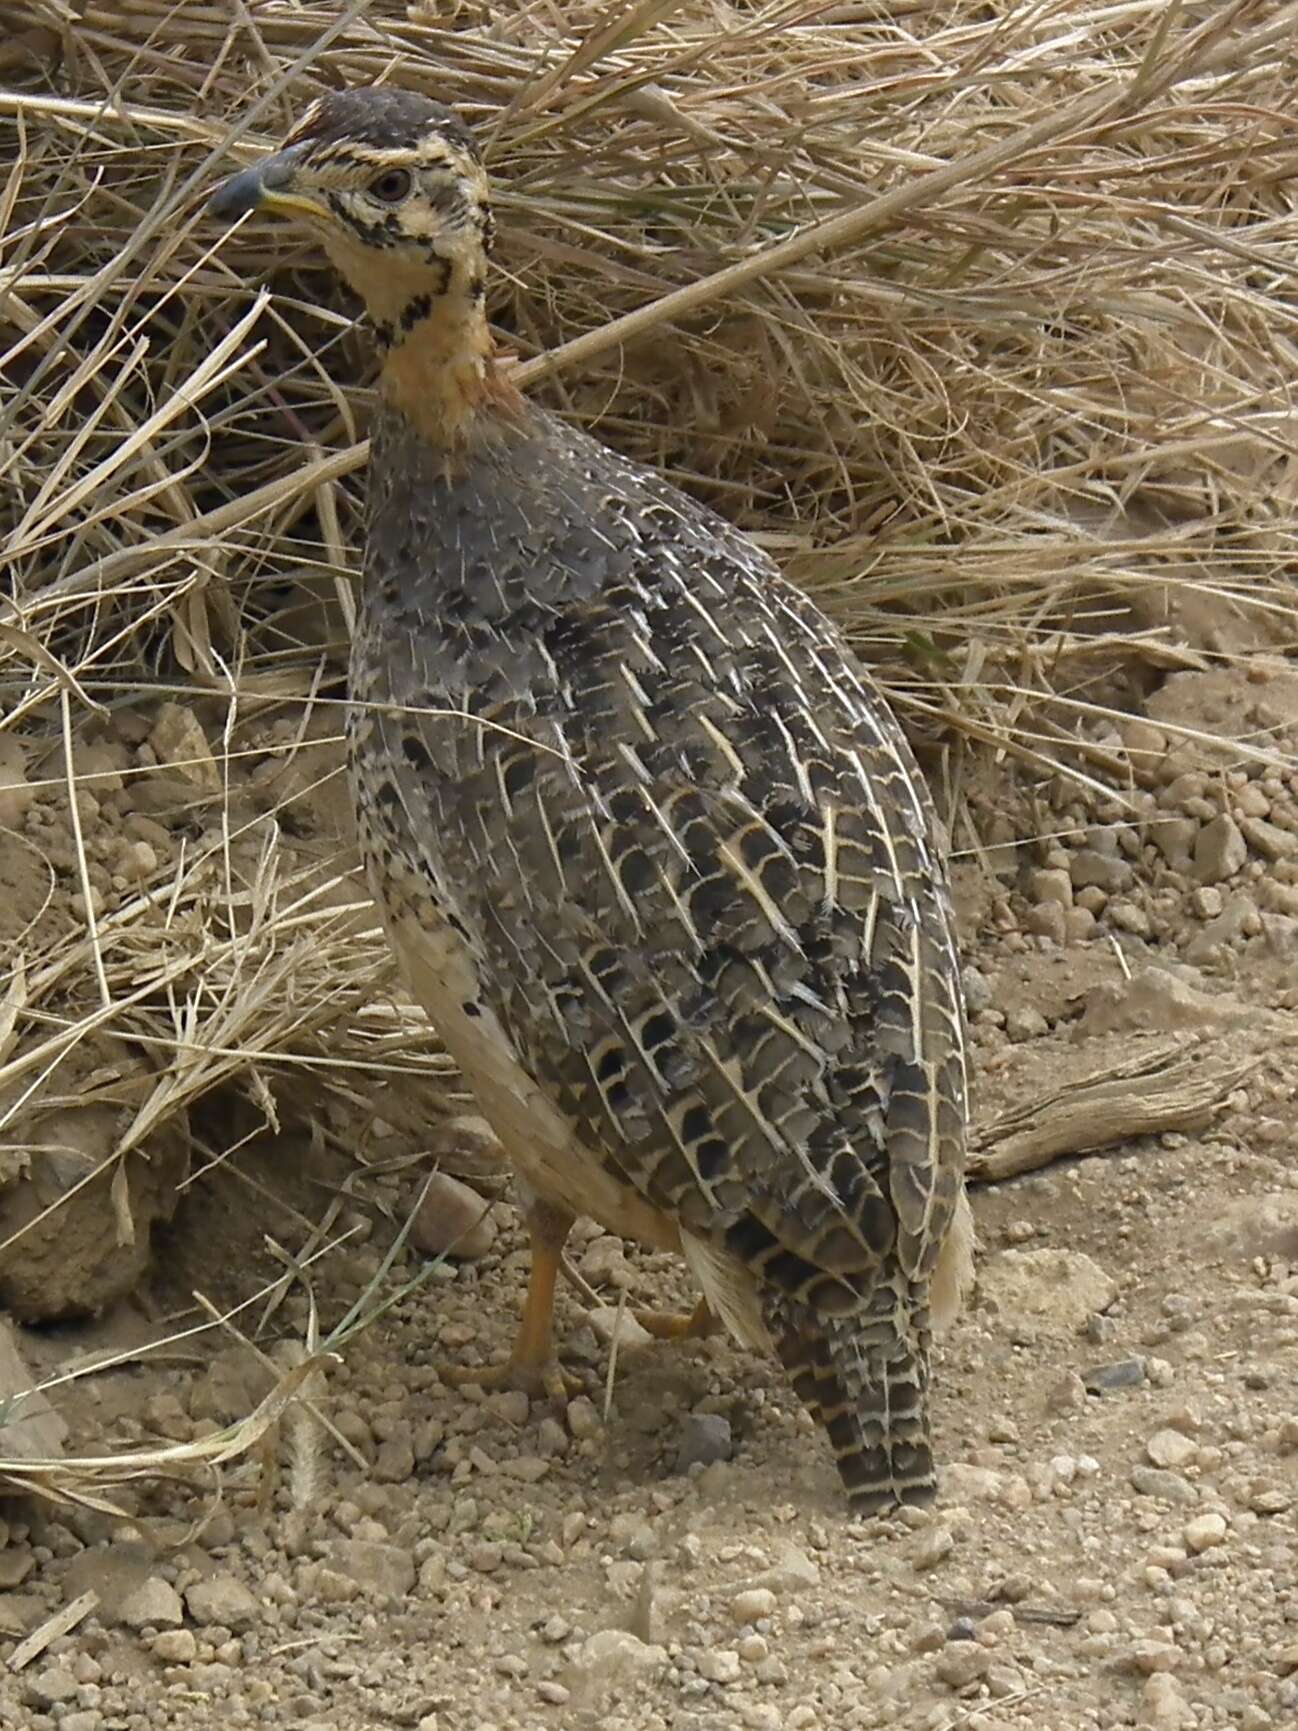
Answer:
676, 1412, 732, 1472
732, 1587, 778, 1623
698, 1648, 742, 1683
909, 1525, 955, 1571
1183, 1512, 1228, 1553
412, 1172, 497, 1260
1146, 1428, 1197, 1469
935, 1645, 991, 1688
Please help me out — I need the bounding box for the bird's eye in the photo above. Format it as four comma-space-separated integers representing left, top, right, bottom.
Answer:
369, 169, 412, 204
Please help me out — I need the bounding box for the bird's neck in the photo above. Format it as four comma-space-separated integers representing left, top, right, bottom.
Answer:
370, 262, 520, 447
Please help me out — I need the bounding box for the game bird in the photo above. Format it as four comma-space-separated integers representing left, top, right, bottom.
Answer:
210, 85, 971, 1511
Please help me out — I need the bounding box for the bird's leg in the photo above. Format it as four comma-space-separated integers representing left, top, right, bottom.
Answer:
439, 1196, 583, 1403
632, 1297, 718, 1342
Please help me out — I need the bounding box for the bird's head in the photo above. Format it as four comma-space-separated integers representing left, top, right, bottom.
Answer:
210, 86, 505, 435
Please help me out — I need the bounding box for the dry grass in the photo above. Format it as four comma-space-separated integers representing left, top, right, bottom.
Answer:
3, 0, 1298, 1486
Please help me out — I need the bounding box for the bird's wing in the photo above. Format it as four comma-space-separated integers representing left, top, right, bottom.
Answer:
374, 457, 966, 1314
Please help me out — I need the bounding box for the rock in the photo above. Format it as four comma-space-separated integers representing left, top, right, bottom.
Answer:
1046, 1372, 1087, 1414
1025, 902, 1067, 944
1238, 815, 1298, 861
699, 1648, 742, 1683
149, 702, 221, 791
1189, 886, 1223, 920
978, 1249, 1116, 1337
1029, 868, 1073, 910
566, 1396, 601, 1440
962, 967, 993, 1013
412, 1172, 497, 1260
63, 1543, 156, 1610
940, 1464, 1005, 1502
909, 1526, 955, 1571
308, 1567, 358, 1604
374, 1435, 416, 1482
935, 1644, 991, 1688
1120, 718, 1169, 767
1123, 1640, 1180, 1675
1107, 898, 1151, 937
1005, 1007, 1049, 1041
732, 1587, 777, 1624
1182, 1512, 1227, 1553
1085, 1357, 1147, 1393
1069, 850, 1132, 892
569, 1629, 666, 1696
1146, 1428, 1197, 1469
60, 1714, 103, 1731
0, 1546, 34, 1589
189, 1347, 274, 1426
1250, 1487, 1291, 1516
587, 1306, 654, 1350
1186, 893, 1261, 960
1140, 1672, 1190, 1728
675, 1412, 732, 1473
1150, 816, 1198, 870
23, 1667, 78, 1708
580, 1235, 632, 1287
752, 1543, 821, 1593
327, 1540, 416, 1599
183, 1574, 259, 1631
1192, 815, 1247, 883
118, 1576, 184, 1631
152, 1629, 198, 1664
1131, 1466, 1198, 1506
420, 1113, 506, 1182
0, 1320, 67, 1460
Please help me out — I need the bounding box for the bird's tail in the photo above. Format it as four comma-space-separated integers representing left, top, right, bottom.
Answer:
773, 1289, 934, 1514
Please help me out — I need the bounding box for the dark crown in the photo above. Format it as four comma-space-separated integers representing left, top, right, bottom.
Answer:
287, 87, 480, 161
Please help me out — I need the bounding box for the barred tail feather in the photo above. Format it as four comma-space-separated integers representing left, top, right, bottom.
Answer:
774, 1297, 935, 1513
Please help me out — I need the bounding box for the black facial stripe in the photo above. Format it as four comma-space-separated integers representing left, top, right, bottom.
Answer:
399, 291, 436, 331
369, 278, 450, 350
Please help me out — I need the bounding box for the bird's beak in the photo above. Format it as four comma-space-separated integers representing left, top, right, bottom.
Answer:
208, 145, 320, 222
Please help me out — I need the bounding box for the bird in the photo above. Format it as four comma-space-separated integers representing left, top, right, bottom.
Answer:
210, 84, 972, 1513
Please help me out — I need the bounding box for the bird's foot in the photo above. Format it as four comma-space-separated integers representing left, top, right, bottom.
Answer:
439, 1355, 584, 1405
631, 1298, 717, 1342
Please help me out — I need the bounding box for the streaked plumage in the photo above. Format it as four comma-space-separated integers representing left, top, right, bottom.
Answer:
211, 86, 972, 1511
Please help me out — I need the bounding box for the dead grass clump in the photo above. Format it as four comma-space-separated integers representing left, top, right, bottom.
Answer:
3, 1, 1298, 1485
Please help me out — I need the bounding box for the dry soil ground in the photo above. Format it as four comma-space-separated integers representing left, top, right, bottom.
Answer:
2, 651, 1298, 1731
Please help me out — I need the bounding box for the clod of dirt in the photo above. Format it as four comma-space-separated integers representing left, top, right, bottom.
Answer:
0, 736, 34, 829
0, 1039, 189, 1323
1145, 664, 1298, 739
978, 1248, 1117, 1336
1076, 965, 1245, 1038
1201, 1192, 1298, 1263
567, 1628, 668, 1704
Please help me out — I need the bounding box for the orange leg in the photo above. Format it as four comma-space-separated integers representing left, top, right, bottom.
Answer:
440, 1198, 583, 1403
